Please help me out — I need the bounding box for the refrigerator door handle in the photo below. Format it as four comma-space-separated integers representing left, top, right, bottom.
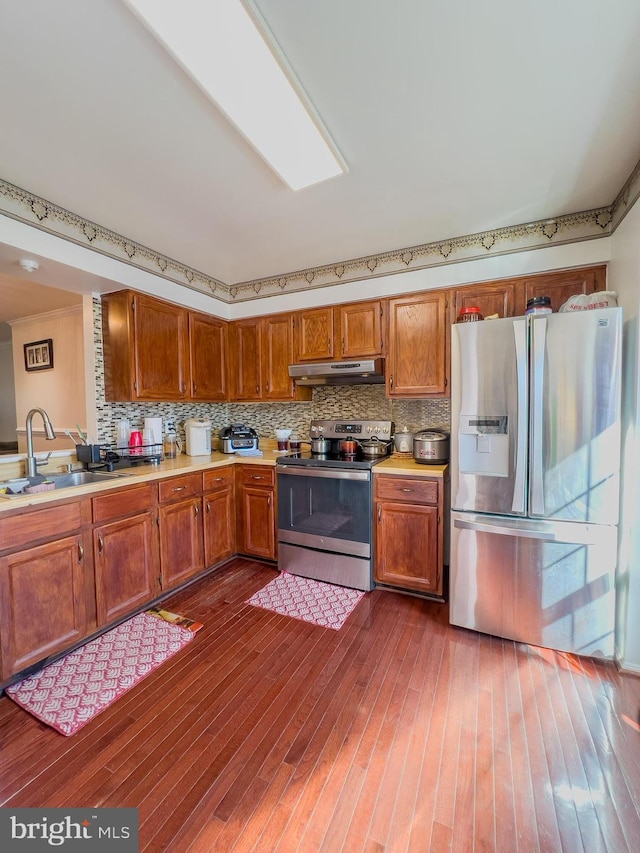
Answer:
530, 316, 546, 515
511, 319, 528, 514
454, 516, 558, 540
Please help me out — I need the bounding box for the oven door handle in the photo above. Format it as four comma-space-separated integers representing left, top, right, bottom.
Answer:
277, 465, 370, 482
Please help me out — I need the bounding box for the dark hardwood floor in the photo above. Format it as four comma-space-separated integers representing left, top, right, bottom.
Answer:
1, 559, 640, 851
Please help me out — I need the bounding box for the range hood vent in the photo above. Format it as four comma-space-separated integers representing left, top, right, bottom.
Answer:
288, 358, 385, 386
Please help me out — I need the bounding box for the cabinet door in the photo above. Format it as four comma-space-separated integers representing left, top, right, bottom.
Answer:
516, 266, 606, 314
159, 498, 205, 589
94, 513, 158, 626
293, 307, 334, 362
386, 291, 448, 396
0, 535, 89, 677
239, 487, 276, 560
375, 501, 441, 594
336, 300, 385, 357
229, 318, 262, 400
454, 281, 517, 319
189, 312, 228, 401
133, 293, 190, 400
261, 313, 297, 401
204, 487, 236, 567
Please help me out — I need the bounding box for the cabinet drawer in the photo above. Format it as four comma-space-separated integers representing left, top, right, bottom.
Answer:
203, 466, 234, 492
238, 465, 275, 488
0, 500, 89, 553
93, 483, 155, 523
158, 472, 202, 503
375, 476, 439, 505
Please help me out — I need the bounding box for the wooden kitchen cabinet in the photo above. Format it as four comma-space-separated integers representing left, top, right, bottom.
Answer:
229, 317, 262, 401
158, 473, 205, 590
374, 474, 444, 597
189, 312, 228, 402
92, 484, 159, 626
386, 290, 448, 397
236, 465, 276, 561
453, 280, 518, 319
0, 499, 93, 679
335, 300, 385, 358
203, 467, 236, 567
293, 300, 385, 363
514, 265, 606, 314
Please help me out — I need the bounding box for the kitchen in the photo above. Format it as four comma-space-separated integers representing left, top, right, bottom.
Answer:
1, 1, 640, 849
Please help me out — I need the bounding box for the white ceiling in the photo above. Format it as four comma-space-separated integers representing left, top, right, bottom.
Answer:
1, 0, 640, 314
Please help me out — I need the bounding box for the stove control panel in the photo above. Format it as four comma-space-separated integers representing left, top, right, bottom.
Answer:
309, 419, 393, 440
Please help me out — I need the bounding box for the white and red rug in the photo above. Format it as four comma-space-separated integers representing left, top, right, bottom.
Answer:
5, 612, 195, 736
246, 571, 365, 630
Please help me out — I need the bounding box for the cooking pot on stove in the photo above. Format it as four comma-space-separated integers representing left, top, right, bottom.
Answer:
310, 436, 331, 454
340, 439, 359, 455
413, 430, 449, 464
360, 435, 392, 458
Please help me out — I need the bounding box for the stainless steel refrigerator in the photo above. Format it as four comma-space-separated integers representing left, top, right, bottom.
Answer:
449, 306, 622, 657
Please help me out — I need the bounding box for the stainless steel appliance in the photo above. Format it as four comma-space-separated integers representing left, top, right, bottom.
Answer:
220, 424, 259, 453
450, 307, 622, 657
288, 359, 385, 385
412, 430, 449, 464
276, 419, 393, 591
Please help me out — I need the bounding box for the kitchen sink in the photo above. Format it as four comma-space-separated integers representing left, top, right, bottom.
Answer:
0, 470, 129, 498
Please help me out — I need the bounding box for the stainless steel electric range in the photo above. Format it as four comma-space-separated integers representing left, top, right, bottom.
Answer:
276, 419, 394, 591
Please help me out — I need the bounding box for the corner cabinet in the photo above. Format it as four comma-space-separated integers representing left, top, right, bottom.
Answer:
374, 474, 445, 598
102, 290, 229, 402
386, 291, 448, 397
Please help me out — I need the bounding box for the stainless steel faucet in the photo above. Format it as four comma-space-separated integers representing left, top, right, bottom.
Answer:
25, 407, 57, 477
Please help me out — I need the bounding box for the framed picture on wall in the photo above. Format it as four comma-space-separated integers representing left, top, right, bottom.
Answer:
24, 339, 54, 372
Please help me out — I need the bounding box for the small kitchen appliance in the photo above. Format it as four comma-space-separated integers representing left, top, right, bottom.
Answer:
220, 423, 259, 454
184, 418, 212, 456
413, 430, 449, 464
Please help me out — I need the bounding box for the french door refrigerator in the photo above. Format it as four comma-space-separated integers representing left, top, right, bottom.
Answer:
449, 306, 622, 657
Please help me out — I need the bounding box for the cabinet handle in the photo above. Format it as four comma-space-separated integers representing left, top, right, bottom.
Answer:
78, 542, 84, 562
194, 503, 199, 516
268, 495, 272, 507
377, 506, 381, 521
98, 534, 104, 555
213, 477, 223, 482
327, 337, 331, 351
173, 486, 187, 492
390, 374, 394, 388
206, 501, 211, 512
193, 382, 197, 393
251, 475, 265, 480
400, 487, 413, 493
342, 337, 345, 352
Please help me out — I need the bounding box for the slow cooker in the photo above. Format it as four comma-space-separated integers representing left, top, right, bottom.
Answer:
413, 430, 449, 464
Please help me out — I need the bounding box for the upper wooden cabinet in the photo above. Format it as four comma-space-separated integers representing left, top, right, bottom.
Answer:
103, 290, 229, 402
293, 300, 385, 362
229, 314, 311, 402
386, 291, 448, 397
514, 265, 606, 314
189, 312, 228, 402
453, 281, 518, 320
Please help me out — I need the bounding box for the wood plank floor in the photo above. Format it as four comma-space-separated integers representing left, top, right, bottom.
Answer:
1, 559, 640, 852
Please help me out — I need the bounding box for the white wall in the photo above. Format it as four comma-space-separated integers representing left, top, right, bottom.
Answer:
0, 340, 17, 442
609, 203, 640, 670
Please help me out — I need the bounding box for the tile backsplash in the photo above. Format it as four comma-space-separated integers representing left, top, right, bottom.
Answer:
94, 299, 450, 446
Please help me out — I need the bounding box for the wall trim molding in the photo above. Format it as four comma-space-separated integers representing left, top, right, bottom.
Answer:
3, 154, 640, 305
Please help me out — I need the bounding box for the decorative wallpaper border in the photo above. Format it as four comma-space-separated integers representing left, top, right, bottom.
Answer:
3, 155, 640, 306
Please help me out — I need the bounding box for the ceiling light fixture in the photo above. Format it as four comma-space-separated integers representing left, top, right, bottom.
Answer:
18, 258, 40, 273
122, 0, 346, 191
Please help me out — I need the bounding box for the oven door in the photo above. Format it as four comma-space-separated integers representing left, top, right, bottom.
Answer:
277, 466, 372, 557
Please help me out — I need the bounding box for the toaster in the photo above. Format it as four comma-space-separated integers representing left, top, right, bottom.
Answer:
220, 423, 259, 453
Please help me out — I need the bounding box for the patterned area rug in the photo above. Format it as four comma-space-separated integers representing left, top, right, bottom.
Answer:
246, 571, 365, 630
5, 612, 196, 736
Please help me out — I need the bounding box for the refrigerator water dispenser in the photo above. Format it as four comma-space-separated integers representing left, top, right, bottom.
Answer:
459, 415, 509, 477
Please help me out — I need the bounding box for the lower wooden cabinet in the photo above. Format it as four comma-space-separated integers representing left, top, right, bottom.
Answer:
158, 473, 205, 590
203, 466, 236, 566
93, 484, 159, 626
0, 533, 91, 677
374, 474, 445, 597
236, 466, 276, 561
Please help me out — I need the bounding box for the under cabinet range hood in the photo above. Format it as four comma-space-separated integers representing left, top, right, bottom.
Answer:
288, 358, 385, 386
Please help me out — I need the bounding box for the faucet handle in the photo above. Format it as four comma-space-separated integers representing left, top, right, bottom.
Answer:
35, 452, 52, 468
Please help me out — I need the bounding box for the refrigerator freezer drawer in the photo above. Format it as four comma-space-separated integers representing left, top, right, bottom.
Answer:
449, 511, 616, 657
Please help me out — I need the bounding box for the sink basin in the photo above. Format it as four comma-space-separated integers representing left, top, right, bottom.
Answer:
0, 470, 129, 498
